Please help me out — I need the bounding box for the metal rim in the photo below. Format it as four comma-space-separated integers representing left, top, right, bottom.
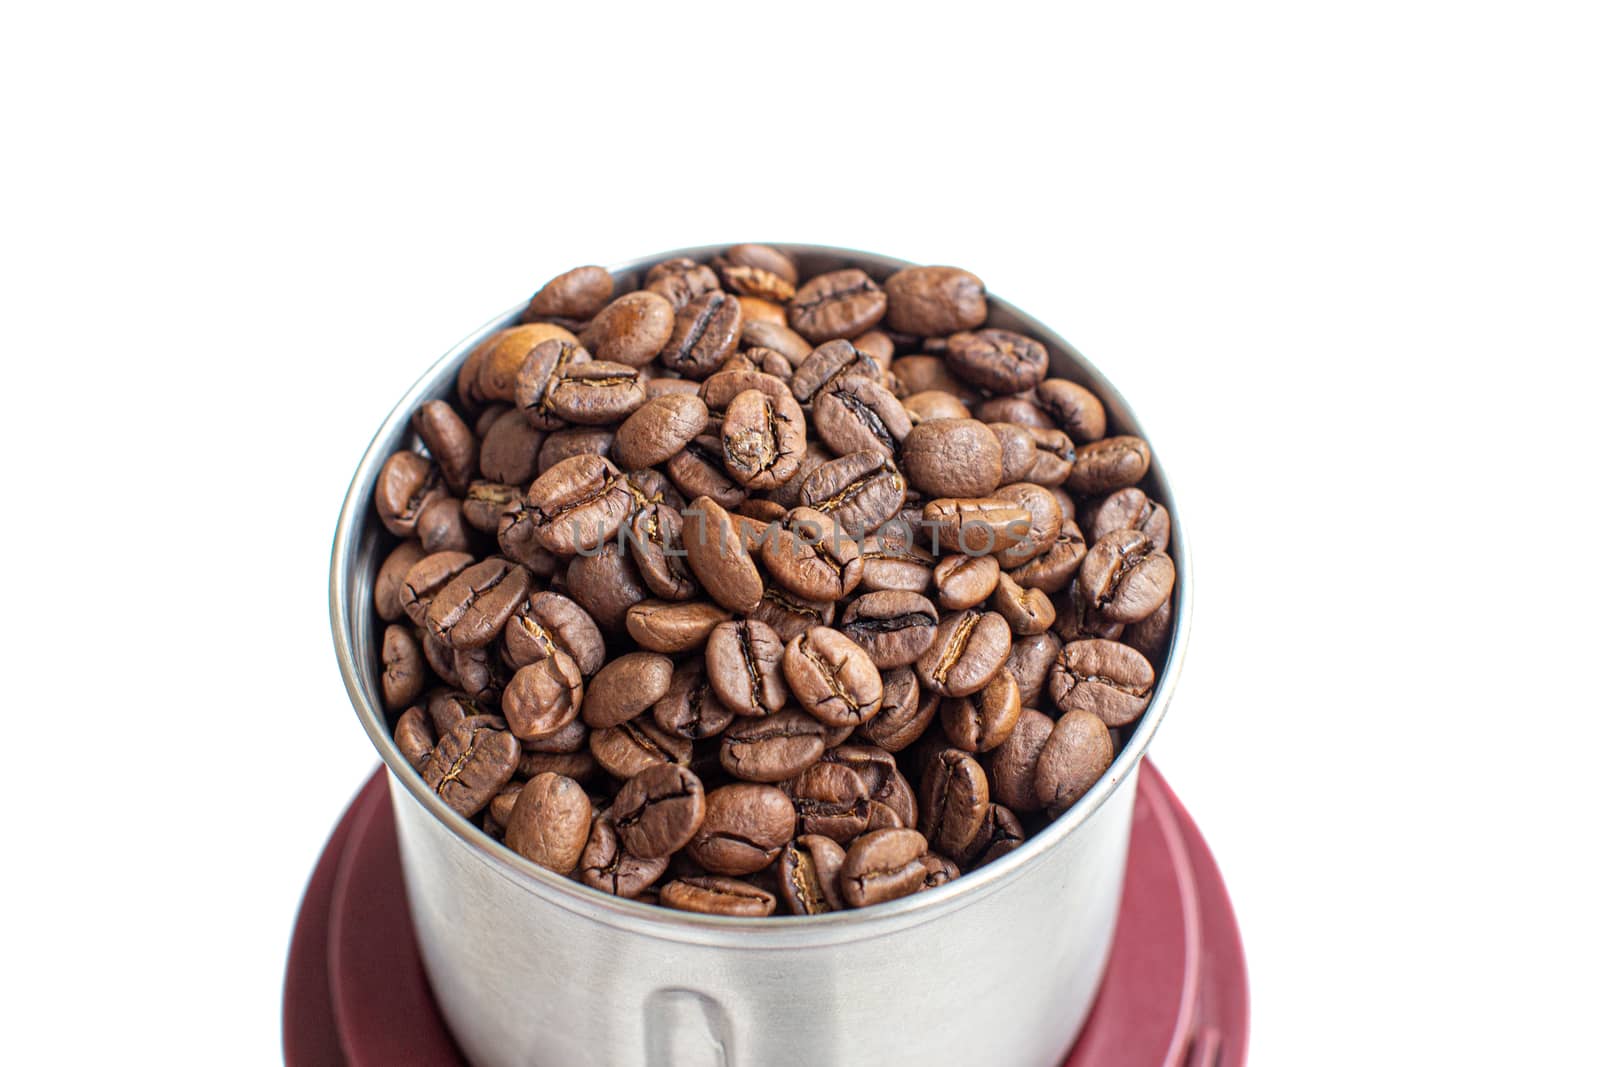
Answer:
329, 243, 1192, 942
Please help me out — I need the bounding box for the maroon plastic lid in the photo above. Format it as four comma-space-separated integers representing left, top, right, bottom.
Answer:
284, 763, 1247, 1066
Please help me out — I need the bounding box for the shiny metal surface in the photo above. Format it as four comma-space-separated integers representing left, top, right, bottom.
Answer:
330, 245, 1192, 1067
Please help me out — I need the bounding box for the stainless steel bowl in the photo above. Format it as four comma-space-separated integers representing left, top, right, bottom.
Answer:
330, 244, 1191, 1067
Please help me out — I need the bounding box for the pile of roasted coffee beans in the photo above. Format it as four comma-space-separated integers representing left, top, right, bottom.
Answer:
370, 246, 1176, 917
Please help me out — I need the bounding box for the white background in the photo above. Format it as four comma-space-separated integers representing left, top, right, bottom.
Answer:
3, 2, 1597, 1064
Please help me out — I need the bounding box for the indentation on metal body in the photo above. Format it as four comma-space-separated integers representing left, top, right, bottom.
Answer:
644, 988, 732, 1067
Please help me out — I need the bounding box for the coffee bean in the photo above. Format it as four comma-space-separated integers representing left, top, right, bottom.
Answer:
412, 400, 478, 494
522, 454, 632, 555
688, 783, 796, 875
623, 502, 700, 602
858, 528, 934, 594
374, 541, 426, 622
1051, 579, 1126, 644
917, 748, 990, 857
579, 815, 670, 898
1034, 709, 1114, 814
424, 558, 531, 650
760, 507, 862, 602
503, 591, 605, 675
991, 709, 1054, 813
945, 329, 1049, 396
564, 542, 648, 632
502, 649, 584, 741
959, 804, 1025, 868
748, 586, 836, 643
478, 323, 579, 405
544, 361, 646, 425
613, 763, 706, 859
660, 875, 776, 917
1089, 487, 1171, 553
840, 828, 928, 908
789, 268, 887, 343
394, 706, 435, 771
375, 452, 446, 538
528, 265, 613, 320
991, 482, 1063, 569
838, 590, 938, 669
477, 407, 545, 486
1009, 522, 1087, 594
720, 710, 827, 782
917, 609, 1012, 697
991, 572, 1057, 636
519, 715, 588, 755
590, 715, 692, 779
666, 435, 748, 510
1004, 631, 1061, 708
426, 689, 495, 736
704, 619, 789, 718
537, 428, 615, 474
855, 667, 933, 752
512, 338, 590, 430
645, 257, 720, 310
791, 762, 871, 843
920, 853, 961, 890
453, 643, 510, 705
414, 497, 470, 554
1077, 527, 1175, 625
783, 627, 884, 728
421, 630, 461, 687
902, 391, 971, 423
662, 290, 743, 379
420, 718, 520, 818
504, 772, 592, 875
1124, 595, 1174, 661
789, 339, 886, 404
614, 393, 709, 470
461, 480, 520, 533
812, 376, 910, 460
722, 388, 805, 490
652, 659, 735, 740
800, 450, 907, 537
682, 496, 765, 613
741, 318, 813, 366
1049, 639, 1154, 726
934, 554, 1000, 611
1035, 378, 1106, 443
1067, 435, 1151, 495
398, 550, 474, 627
583, 651, 674, 728
713, 243, 798, 301
939, 669, 1021, 753
380, 625, 425, 711
625, 599, 732, 653
922, 498, 1033, 556
778, 834, 847, 914
884, 266, 987, 336
580, 290, 676, 366
901, 418, 1003, 499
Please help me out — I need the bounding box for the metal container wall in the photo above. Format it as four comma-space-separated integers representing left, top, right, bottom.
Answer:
331, 245, 1192, 1067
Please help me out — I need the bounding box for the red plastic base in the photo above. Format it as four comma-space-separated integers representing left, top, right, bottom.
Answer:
284, 763, 1248, 1066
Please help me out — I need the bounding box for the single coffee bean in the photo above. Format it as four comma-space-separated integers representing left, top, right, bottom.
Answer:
989, 423, 1040, 485
991, 482, 1062, 568
581, 290, 676, 366
720, 710, 827, 782
991, 708, 1054, 813
721, 387, 805, 490
524, 454, 634, 555
412, 400, 478, 494
959, 803, 1026, 868
789, 268, 888, 343
527, 265, 613, 320
918, 748, 990, 858
537, 428, 615, 474
945, 329, 1049, 396
838, 590, 938, 669
420, 718, 520, 818
504, 772, 593, 875
1035, 708, 1114, 814
453, 643, 510, 704
394, 706, 435, 770
652, 659, 735, 740
1022, 426, 1076, 487
425, 689, 496, 736
1004, 631, 1062, 708
660, 875, 776, 917
424, 558, 531, 650
902, 390, 971, 423
1009, 522, 1088, 594
420, 630, 461, 686
778, 834, 847, 914
688, 783, 796, 875
662, 290, 743, 379
1035, 378, 1107, 443
890, 354, 972, 398
478, 407, 545, 486
590, 715, 692, 780
375, 452, 446, 538
613, 393, 709, 470
858, 528, 934, 594
917, 609, 1012, 697
565, 542, 648, 632
681, 496, 765, 613
380, 625, 425, 711
749, 586, 836, 643
901, 418, 1003, 500
665, 435, 748, 510
519, 715, 588, 755
704, 619, 789, 718
414, 497, 470, 554
783, 627, 884, 727
503, 591, 605, 675
800, 450, 907, 537
922, 498, 1033, 556
625, 599, 733, 653
398, 550, 474, 627
583, 651, 674, 728
920, 853, 961, 890
855, 667, 933, 752
1067, 435, 1152, 495
934, 554, 1001, 611
613, 763, 707, 859
579, 815, 670, 898
713, 243, 798, 300
460, 480, 520, 532
502, 649, 584, 741
1077, 528, 1175, 624
517, 749, 599, 785
760, 507, 863, 602
884, 265, 987, 336
1124, 595, 1174, 661
645, 257, 721, 310
477, 323, 580, 405
1049, 638, 1155, 726
544, 360, 646, 425
513, 338, 591, 430
1088, 487, 1171, 552
791, 762, 871, 843
741, 318, 813, 366
1052, 579, 1127, 644
991, 571, 1057, 636
812, 376, 910, 460
939, 669, 1021, 753
374, 541, 426, 622
789, 339, 886, 404
839, 828, 928, 908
